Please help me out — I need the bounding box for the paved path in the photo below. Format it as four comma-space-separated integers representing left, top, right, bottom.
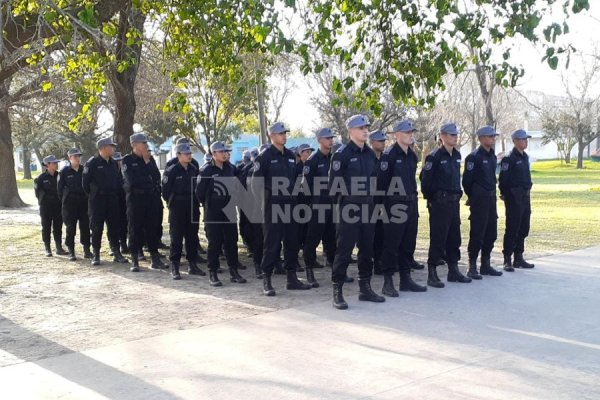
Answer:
2, 246, 599, 399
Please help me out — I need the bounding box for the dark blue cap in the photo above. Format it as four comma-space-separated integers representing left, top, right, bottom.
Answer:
440, 122, 459, 135
112, 152, 124, 161
316, 127, 335, 138
204, 153, 212, 162
296, 143, 315, 153
176, 137, 190, 145
249, 147, 259, 160
97, 137, 117, 149
346, 114, 371, 129
210, 141, 231, 153
511, 129, 531, 139
369, 130, 386, 141
243, 150, 251, 162
67, 148, 82, 156
269, 122, 289, 134
476, 125, 498, 137
43, 155, 60, 164
176, 143, 192, 154
288, 146, 297, 154
130, 133, 148, 144
392, 120, 417, 133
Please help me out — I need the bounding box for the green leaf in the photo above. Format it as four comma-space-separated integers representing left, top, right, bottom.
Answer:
41, 81, 52, 92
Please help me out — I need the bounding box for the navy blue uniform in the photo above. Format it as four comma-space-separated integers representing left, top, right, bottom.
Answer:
244, 162, 264, 269
302, 149, 336, 267
237, 161, 253, 251
378, 143, 420, 274
462, 146, 498, 260
82, 155, 122, 251
162, 162, 200, 265
420, 146, 463, 267
251, 145, 300, 276
34, 170, 63, 247
58, 164, 90, 250
121, 153, 162, 254
499, 148, 533, 258
328, 141, 378, 283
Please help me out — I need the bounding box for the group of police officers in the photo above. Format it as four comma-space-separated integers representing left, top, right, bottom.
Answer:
34, 115, 535, 310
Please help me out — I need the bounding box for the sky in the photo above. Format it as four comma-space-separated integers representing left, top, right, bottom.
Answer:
277, 5, 600, 134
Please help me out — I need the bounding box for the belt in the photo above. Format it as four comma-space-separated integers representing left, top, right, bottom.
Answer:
389, 193, 418, 202
96, 190, 116, 195
433, 191, 461, 202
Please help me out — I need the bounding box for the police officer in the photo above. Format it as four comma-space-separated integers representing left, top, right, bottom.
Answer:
166, 137, 200, 170
122, 133, 166, 272
35, 155, 67, 257
58, 148, 92, 261
369, 129, 387, 275
245, 147, 265, 279
195, 141, 246, 286
378, 120, 427, 297
295, 143, 314, 270
329, 115, 385, 310
82, 138, 128, 265
237, 149, 253, 253
420, 123, 471, 287
161, 143, 205, 279
112, 152, 129, 255
499, 129, 535, 271
462, 126, 504, 278
252, 122, 312, 296
302, 128, 337, 286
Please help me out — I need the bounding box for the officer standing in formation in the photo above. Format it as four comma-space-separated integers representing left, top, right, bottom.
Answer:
82, 138, 128, 265
244, 147, 265, 279
162, 142, 204, 280
112, 152, 130, 256
58, 148, 92, 261
420, 123, 472, 288
252, 122, 312, 296
462, 126, 504, 278
195, 141, 247, 286
500, 129, 535, 271
35, 155, 68, 257
368, 129, 387, 275
122, 133, 166, 272
377, 120, 427, 297
329, 115, 385, 310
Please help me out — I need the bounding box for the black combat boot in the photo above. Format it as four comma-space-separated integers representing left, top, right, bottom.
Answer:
358, 278, 386, 302
44, 243, 53, 257
263, 273, 275, 296
150, 252, 166, 269
171, 261, 181, 280
235, 261, 247, 270
503, 254, 514, 272
382, 274, 399, 297
112, 247, 128, 264
308, 260, 325, 269
68, 245, 76, 262
514, 253, 535, 269
55, 240, 68, 256
410, 259, 425, 270
229, 267, 247, 283
332, 282, 348, 310
480, 256, 503, 276
120, 241, 130, 254
91, 249, 101, 266
399, 270, 427, 292
83, 245, 93, 259
286, 269, 312, 290
209, 269, 223, 287
447, 263, 472, 283
130, 251, 140, 272
254, 262, 264, 279
427, 265, 445, 288
466, 258, 482, 280
305, 267, 319, 288
188, 261, 206, 276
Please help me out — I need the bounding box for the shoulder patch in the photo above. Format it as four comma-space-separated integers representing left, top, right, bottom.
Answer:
501, 162, 509, 171
83, 166, 89, 174
122, 163, 127, 172
466, 161, 474, 171
254, 161, 260, 172
424, 161, 433, 171
380, 161, 388, 171
332, 160, 341, 171
162, 175, 168, 184
303, 165, 310, 175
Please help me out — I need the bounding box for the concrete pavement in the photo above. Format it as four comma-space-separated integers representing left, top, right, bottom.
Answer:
2, 246, 599, 399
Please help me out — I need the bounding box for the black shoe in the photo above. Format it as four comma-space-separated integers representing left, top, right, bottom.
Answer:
91, 250, 101, 266
399, 270, 427, 292
427, 265, 445, 288
410, 260, 425, 270
286, 269, 312, 290
44, 243, 52, 257
171, 262, 181, 280
503, 254, 514, 272
480, 257, 503, 276
236, 261, 247, 270
83, 246, 93, 259
209, 270, 223, 287
188, 261, 206, 276
263, 274, 276, 296
230, 267, 247, 283
344, 274, 354, 283
466, 259, 482, 280
514, 253, 535, 269
447, 264, 472, 283
120, 241, 130, 254
306, 267, 319, 288
55, 242, 69, 256
254, 263, 264, 279
130, 253, 140, 272
358, 278, 385, 302
112, 248, 129, 264
150, 252, 167, 269
333, 282, 348, 310
382, 274, 399, 297
68, 246, 76, 262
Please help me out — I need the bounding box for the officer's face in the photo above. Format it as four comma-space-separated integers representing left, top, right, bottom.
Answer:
479, 135, 496, 148
440, 132, 458, 147
46, 162, 58, 174
177, 152, 192, 164
318, 137, 334, 152
370, 140, 386, 152
395, 131, 414, 146
99, 145, 115, 158
270, 132, 287, 146
69, 155, 81, 167
513, 138, 528, 151
349, 125, 369, 144
132, 141, 149, 154
300, 149, 312, 162
213, 150, 229, 163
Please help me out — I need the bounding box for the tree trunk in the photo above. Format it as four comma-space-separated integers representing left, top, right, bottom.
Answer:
576, 140, 585, 169
565, 150, 571, 164
0, 82, 25, 207
22, 147, 32, 179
